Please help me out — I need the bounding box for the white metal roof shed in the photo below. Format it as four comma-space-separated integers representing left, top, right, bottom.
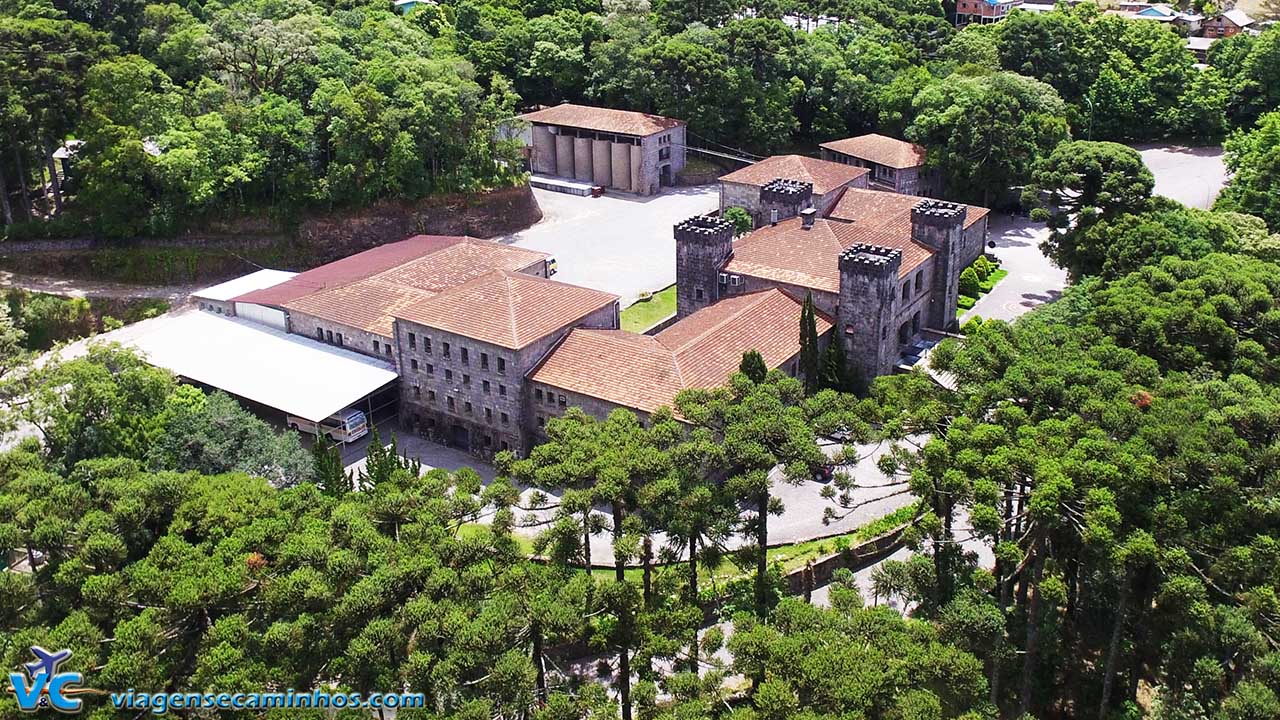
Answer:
192, 269, 298, 302
124, 310, 398, 422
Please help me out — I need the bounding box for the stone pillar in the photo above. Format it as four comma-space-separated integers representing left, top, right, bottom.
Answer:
911, 199, 966, 331
630, 143, 643, 195
573, 136, 592, 182
610, 142, 631, 191
837, 244, 902, 381
674, 215, 734, 319
531, 125, 556, 175
554, 133, 574, 178
592, 138, 612, 187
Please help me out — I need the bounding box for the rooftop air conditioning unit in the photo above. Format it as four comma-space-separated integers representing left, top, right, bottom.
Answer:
718, 272, 729, 284
730, 275, 743, 287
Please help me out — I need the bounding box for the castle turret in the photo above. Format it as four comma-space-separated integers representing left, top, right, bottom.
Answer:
758, 178, 813, 227
911, 199, 966, 331
838, 243, 902, 380
675, 215, 734, 319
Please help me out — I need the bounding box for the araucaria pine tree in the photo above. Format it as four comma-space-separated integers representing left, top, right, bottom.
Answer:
799, 292, 821, 394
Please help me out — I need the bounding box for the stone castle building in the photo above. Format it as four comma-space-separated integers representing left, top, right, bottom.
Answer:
819, 134, 937, 196
520, 103, 686, 195
678, 173, 989, 379
717, 154, 869, 228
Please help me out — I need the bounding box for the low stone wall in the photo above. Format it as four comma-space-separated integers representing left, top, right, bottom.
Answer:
782, 523, 910, 595
640, 313, 678, 335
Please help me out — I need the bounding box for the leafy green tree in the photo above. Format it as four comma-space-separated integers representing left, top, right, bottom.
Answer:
959, 266, 981, 298
739, 349, 768, 384
311, 435, 349, 495
909, 71, 1069, 205
1216, 111, 1280, 232
724, 206, 753, 236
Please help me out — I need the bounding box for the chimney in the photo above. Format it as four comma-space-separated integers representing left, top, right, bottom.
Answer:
800, 207, 817, 229
770, 208, 779, 226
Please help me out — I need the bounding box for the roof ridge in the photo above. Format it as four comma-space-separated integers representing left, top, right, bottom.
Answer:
660, 290, 777, 355
504, 272, 519, 346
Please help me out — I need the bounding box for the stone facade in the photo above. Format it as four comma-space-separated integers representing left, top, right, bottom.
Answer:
911, 200, 966, 331
286, 309, 397, 362
820, 148, 935, 196
675, 215, 735, 319
528, 123, 686, 196
393, 303, 619, 457
837, 245, 903, 380
720, 175, 868, 229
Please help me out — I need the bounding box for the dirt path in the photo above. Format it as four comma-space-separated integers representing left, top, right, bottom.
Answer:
0, 270, 198, 301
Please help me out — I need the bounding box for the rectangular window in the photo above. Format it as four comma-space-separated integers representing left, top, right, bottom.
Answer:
443, 342, 450, 358
558, 394, 567, 407
485, 408, 492, 422
428, 390, 436, 401
916, 270, 924, 294
411, 359, 419, 371
408, 332, 416, 349
413, 385, 421, 398
463, 374, 471, 385
447, 396, 455, 410
483, 380, 490, 394
499, 384, 507, 397
497, 358, 506, 374
445, 369, 453, 381
373, 340, 381, 354
501, 441, 509, 451
537, 416, 545, 427
465, 401, 473, 414
901, 284, 910, 302
501, 412, 509, 425
385, 345, 391, 357
426, 363, 434, 375
425, 338, 432, 354
461, 348, 469, 364
315, 328, 323, 340
546, 394, 555, 406
695, 287, 704, 300
326, 330, 333, 343
336, 333, 343, 346
535, 389, 543, 401
481, 353, 489, 370
484, 434, 492, 447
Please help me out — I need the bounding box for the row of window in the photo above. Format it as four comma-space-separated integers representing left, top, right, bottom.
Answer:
901, 269, 927, 301
315, 327, 344, 347
414, 415, 512, 452
412, 386, 511, 425
534, 388, 568, 407
405, 332, 506, 373
407, 359, 510, 396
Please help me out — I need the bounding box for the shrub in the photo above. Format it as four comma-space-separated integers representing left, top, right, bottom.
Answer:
957, 295, 976, 310
961, 315, 984, 334
972, 255, 995, 281
978, 279, 996, 294
959, 266, 981, 298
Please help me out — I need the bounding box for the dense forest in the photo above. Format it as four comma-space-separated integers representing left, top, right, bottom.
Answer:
3, 148, 1280, 717
3, 0, 1280, 237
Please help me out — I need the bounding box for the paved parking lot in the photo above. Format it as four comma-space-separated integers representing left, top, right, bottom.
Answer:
1133, 142, 1226, 210
962, 213, 1067, 323
500, 186, 719, 307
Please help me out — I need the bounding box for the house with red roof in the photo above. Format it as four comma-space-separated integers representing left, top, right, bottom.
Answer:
819, 134, 937, 196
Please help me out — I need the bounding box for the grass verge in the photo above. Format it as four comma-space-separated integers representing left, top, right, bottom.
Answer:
621, 285, 677, 333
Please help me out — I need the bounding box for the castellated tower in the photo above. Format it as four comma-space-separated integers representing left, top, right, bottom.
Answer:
758, 178, 813, 226
838, 243, 902, 380
674, 215, 734, 319
911, 199, 966, 331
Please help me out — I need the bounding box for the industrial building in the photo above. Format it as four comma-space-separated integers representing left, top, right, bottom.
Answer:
519, 103, 686, 196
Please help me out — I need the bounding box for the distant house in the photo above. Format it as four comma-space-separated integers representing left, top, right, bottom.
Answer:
1186, 35, 1217, 61
954, 0, 1022, 24
1202, 8, 1254, 37
717, 154, 869, 228
392, 0, 433, 13
819, 134, 936, 196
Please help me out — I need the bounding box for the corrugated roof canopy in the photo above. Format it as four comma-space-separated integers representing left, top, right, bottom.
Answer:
125, 310, 398, 422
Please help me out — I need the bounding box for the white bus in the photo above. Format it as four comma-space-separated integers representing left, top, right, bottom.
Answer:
286, 408, 369, 443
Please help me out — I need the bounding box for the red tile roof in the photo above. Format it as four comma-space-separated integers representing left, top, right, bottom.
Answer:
233, 235, 469, 307
719, 155, 870, 196
528, 289, 830, 414
725, 216, 934, 288
820, 134, 927, 170
394, 270, 618, 350
520, 103, 684, 137
827, 188, 989, 230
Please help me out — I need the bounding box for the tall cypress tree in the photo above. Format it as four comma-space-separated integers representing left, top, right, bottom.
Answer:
819, 333, 849, 392
799, 292, 821, 394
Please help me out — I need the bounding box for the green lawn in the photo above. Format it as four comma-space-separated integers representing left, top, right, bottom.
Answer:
621, 285, 677, 333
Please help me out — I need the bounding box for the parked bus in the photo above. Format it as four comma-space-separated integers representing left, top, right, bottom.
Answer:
286, 407, 369, 443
